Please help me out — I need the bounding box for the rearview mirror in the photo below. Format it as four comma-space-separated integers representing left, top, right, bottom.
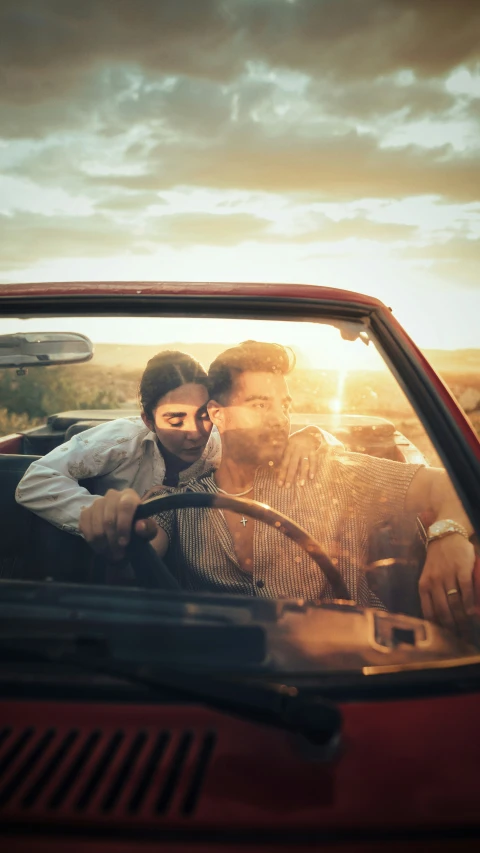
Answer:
0, 332, 94, 368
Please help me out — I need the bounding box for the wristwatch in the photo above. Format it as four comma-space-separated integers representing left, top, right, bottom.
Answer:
426, 519, 471, 545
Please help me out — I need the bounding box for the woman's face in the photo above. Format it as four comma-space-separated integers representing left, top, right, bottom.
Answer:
143, 382, 212, 462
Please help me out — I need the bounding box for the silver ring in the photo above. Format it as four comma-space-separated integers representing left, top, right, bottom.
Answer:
446, 588, 459, 596
303, 457, 309, 461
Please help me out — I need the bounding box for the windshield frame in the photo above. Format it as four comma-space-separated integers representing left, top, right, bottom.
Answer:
2, 286, 478, 536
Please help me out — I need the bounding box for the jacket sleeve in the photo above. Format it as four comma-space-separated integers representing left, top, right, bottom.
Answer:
15, 420, 140, 534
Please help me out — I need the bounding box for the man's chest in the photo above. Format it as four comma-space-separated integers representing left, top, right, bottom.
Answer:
221, 508, 254, 574
179, 482, 357, 571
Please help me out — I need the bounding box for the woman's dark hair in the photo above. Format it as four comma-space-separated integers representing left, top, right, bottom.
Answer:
208, 340, 295, 403
139, 350, 208, 420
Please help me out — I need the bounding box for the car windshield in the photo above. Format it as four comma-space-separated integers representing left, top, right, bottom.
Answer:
0, 311, 478, 681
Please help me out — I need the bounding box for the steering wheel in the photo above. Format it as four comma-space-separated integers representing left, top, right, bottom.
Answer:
126, 492, 351, 601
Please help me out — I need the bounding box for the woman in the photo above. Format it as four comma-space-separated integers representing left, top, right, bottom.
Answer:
16, 350, 325, 535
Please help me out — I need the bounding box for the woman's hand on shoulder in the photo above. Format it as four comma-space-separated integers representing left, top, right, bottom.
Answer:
277, 426, 326, 488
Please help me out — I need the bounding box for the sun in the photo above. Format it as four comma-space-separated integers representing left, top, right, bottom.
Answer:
329, 398, 343, 414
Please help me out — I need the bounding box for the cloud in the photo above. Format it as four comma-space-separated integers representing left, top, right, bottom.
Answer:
395, 234, 480, 288
277, 216, 417, 243
143, 212, 271, 246
96, 191, 165, 212
0, 0, 478, 292
242, 0, 480, 81
142, 210, 416, 247
0, 206, 418, 273
0, 0, 237, 106
3, 55, 473, 143
0, 209, 274, 270
404, 235, 480, 261
306, 75, 460, 123
138, 76, 232, 136
5, 87, 479, 208
82, 127, 480, 203
1, 0, 479, 109
0, 211, 134, 269
428, 259, 480, 288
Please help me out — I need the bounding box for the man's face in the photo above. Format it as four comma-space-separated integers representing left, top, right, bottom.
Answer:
211, 371, 291, 466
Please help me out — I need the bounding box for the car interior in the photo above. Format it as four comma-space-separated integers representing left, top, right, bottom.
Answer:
0, 414, 426, 616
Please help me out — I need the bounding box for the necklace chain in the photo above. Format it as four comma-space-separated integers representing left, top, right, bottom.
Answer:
215, 483, 254, 498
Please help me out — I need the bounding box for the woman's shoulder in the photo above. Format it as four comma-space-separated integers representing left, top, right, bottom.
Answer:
75, 416, 149, 446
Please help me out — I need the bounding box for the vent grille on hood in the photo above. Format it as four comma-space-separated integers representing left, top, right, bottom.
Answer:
0, 722, 216, 822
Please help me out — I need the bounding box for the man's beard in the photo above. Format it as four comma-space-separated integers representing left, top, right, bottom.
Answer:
224, 426, 289, 467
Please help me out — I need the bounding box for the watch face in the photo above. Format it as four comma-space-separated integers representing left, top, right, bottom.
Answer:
427, 520, 467, 541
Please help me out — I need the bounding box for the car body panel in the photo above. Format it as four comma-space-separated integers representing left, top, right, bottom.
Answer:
1, 281, 479, 849
0, 693, 480, 836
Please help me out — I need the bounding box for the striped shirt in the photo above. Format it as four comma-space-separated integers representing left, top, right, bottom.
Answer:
155, 449, 423, 606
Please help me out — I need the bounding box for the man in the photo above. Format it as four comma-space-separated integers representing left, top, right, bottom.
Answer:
80, 341, 476, 631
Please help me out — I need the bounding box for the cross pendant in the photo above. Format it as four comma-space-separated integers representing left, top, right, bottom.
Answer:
240, 516, 248, 527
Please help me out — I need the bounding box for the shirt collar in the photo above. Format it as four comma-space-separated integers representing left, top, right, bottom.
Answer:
141, 429, 157, 445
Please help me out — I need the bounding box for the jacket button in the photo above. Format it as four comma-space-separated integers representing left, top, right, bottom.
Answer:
256, 579, 265, 589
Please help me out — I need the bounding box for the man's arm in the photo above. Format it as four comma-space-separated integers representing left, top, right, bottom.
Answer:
79, 488, 170, 563
405, 467, 476, 630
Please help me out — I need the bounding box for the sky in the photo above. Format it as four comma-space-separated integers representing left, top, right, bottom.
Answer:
0, 0, 479, 349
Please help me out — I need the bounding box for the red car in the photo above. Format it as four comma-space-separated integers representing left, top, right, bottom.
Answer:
0, 280, 479, 852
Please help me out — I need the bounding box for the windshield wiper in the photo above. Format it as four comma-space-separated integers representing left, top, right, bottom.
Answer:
0, 635, 341, 752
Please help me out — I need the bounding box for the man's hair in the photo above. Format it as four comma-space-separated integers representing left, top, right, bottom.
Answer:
208, 340, 295, 403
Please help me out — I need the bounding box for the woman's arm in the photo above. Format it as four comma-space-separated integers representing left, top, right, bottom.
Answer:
15, 419, 147, 533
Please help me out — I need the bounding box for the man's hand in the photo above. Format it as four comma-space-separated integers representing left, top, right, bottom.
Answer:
277, 427, 325, 488
79, 488, 158, 562
419, 534, 476, 632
